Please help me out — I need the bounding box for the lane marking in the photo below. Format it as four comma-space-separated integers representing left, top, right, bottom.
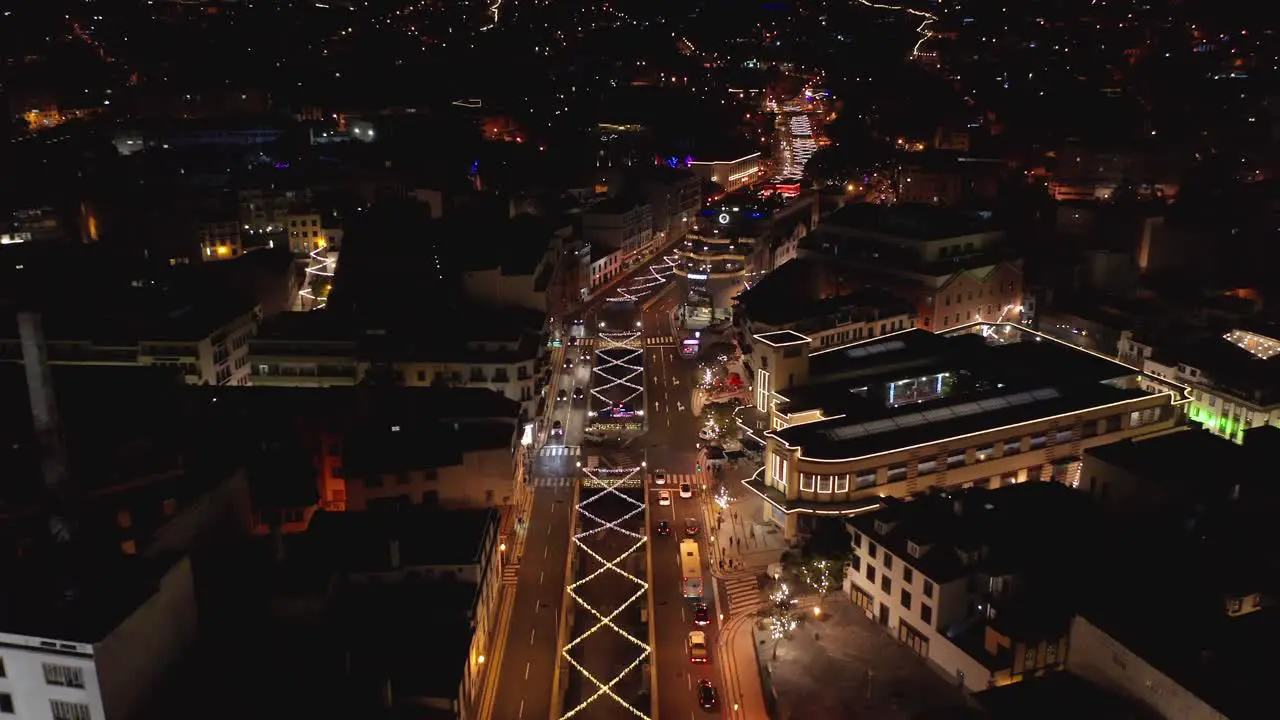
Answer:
525, 662, 530, 680
518, 699, 525, 718
544, 545, 549, 558
530, 628, 536, 645
539, 570, 544, 585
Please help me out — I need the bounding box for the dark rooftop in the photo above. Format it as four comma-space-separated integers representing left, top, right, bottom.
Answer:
307, 506, 497, 571
1170, 335, 1280, 405
975, 672, 1160, 720
820, 203, 1000, 241
343, 421, 516, 476
774, 327, 1155, 460
737, 256, 915, 328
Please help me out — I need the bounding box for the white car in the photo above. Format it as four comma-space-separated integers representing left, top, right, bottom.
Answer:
651, 469, 667, 485
679, 483, 693, 499
658, 490, 672, 506
687, 630, 709, 663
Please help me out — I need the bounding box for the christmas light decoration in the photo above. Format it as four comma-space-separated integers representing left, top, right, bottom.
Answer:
298, 246, 335, 310
592, 332, 645, 408
607, 253, 679, 303
714, 485, 731, 510
481, 0, 501, 30
856, 0, 938, 59
560, 466, 652, 719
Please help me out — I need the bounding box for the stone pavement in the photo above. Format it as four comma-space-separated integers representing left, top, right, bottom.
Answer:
754, 594, 975, 720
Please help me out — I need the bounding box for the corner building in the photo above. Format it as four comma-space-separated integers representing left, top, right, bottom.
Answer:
741, 323, 1190, 539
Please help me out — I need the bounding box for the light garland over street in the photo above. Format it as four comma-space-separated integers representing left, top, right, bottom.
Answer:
607, 252, 679, 303
299, 246, 335, 310
560, 467, 652, 719
592, 332, 645, 407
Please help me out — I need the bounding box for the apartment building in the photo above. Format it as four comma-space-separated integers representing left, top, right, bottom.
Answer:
843, 482, 1086, 692
305, 507, 503, 720
802, 203, 1027, 332
581, 197, 654, 264
742, 323, 1189, 539
735, 256, 917, 350
610, 166, 702, 244
249, 310, 544, 419
198, 219, 242, 261
0, 305, 258, 387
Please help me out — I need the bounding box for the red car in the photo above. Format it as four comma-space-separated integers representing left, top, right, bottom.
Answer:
684, 518, 699, 537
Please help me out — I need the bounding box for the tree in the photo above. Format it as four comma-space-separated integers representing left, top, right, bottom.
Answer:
800, 558, 841, 607
764, 582, 800, 660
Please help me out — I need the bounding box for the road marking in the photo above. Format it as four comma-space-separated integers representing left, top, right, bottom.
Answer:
539, 570, 544, 585
525, 662, 530, 680
687, 674, 692, 691
544, 545, 549, 558
518, 699, 525, 718
534, 598, 540, 613
530, 628, 536, 645
681, 605, 686, 623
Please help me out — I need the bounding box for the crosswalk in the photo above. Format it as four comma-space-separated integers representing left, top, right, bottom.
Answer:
531, 477, 576, 488
538, 445, 581, 457
650, 473, 697, 489
718, 571, 765, 617
575, 336, 679, 348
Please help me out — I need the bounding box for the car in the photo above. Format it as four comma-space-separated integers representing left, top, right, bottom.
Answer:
550, 420, 563, 437
556, 389, 567, 402
687, 630, 709, 663
656, 520, 671, 536
693, 603, 710, 626
572, 387, 585, 400
680, 483, 693, 499
697, 680, 718, 710
684, 517, 699, 537
651, 469, 667, 485
567, 336, 578, 346
657, 490, 672, 506
564, 359, 574, 369
580, 351, 590, 362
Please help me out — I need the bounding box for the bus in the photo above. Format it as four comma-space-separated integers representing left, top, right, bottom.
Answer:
680, 540, 703, 600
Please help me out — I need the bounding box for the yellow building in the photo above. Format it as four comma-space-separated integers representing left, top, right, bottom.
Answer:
741, 323, 1191, 539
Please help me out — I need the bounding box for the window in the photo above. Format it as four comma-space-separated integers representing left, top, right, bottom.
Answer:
868, 542, 878, 559
907, 541, 922, 558
1046, 641, 1058, 664
0, 656, 5, 677
51, 700, 91, 720
0, 693, 12, 715
866, 565, 876, 583
850, 553, 861, 571
880, 575, 891, 594
923, 579, 934, 597
817, 475, 833, 493
900, 589, 912, 609
1024, 647, 1037, 668
902, 566, 913, 584
852, 531, 863, 549
44, 663, 86, 688
883, 553, 893, 571
800, 473, 816, 492
920, 603, 933, 626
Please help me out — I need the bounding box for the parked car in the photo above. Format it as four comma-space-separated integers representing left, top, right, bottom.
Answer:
697, 680, 718, 710
656, 520, 671, 536
651, 469, 667, 485
693, 603, 710, 626
680, 483, 693, 499
687, 631, 709, 663
684, 517, 699, 537
658, 490, 672, 506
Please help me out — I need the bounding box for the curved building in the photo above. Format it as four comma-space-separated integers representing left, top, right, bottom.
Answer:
674, 233, 749, 325
740, 324, 1191, 540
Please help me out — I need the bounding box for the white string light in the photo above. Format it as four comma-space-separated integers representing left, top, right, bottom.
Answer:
592, 332, 645, 408
855, 0, 938, 59
560, 467, 652, 719
608, 253, 679, 303
299, 246, 335, 310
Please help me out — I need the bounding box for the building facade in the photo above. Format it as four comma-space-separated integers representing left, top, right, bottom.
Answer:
687, 152, 763, 192
742, 324, 1190, 539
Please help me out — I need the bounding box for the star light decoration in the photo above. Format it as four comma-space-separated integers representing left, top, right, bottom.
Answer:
560, 466, 652, 719
607, 253, 679, 303
299, 246, 335, 310
592, 332, 645, 408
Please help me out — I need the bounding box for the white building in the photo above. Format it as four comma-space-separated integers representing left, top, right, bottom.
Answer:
581, 198, 654, 266
687, 152, 763, 192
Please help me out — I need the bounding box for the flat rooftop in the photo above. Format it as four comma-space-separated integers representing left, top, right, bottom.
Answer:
819, 202, 1000, 241
739, 257, 915, 328
771, 326, 1168, 461
307, 507, 497, 571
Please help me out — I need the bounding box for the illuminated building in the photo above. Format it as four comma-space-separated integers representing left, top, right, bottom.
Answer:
687, 152, 763, 192
1137, 328, 1280, 445
675, 191, 819, 328
894, 153, 1003, 206
803, 204, 1027, 331
741, 323, 1189, 540
0, 305, 258, 386
581, 198, 654, 270
609, 166, 702, 244
844, 481, 1084, 691
735, 257, 917, 350
198, 219, 242, 261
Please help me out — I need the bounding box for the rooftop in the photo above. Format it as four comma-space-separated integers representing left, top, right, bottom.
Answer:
737, 257, 916, 328
307, 506, 497, 571
1171, 334, 1280, 406
819, 203, 1000, 242
845, 481, 1093, 585
343, 421, 516, 475
753, 330, 810, 347
771, 326, 1167, 461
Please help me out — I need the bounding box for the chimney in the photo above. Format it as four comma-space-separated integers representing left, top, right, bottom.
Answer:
18, 312, 75, 544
